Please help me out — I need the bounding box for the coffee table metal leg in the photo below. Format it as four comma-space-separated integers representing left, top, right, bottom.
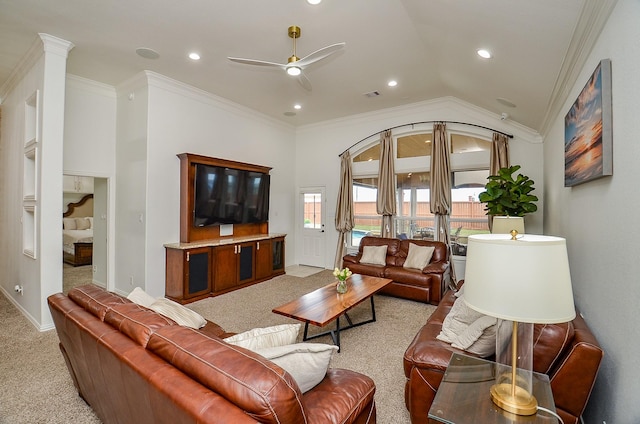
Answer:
300, 295, 378, 352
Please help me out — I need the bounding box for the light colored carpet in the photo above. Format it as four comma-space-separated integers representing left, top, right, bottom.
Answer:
63, 263, 94, 293
284, 264, 325, 278
1, 269, 436, 423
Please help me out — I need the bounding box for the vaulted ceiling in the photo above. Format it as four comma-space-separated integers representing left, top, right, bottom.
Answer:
0, 0, 616, 133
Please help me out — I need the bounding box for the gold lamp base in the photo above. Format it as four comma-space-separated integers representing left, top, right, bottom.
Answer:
490, 383, 538, 416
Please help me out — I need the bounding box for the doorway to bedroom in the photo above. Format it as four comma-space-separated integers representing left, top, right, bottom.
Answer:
62, 175, 109, 293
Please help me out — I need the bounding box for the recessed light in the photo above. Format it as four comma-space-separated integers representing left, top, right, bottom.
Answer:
294, 104, 302, 110
477, 49, 492, 59
307, 0, 322, 4
136, 47, 159, 60
387, 80, 398, 87
189, 52, 201, 61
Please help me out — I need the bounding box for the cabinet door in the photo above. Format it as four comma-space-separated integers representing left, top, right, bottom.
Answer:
214, 244, 238, 292
237, 242, 255, 284
255, 240, 273, 280
185, 247, 211, 299
272, 237, 285, 273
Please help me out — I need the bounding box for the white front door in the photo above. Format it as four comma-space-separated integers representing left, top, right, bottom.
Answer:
299, 187, 325, 267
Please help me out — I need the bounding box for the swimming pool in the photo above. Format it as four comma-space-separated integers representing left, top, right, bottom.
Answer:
351, 229, 368, 246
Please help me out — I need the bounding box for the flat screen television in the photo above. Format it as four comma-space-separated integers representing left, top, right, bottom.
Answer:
193, 164, 270, 227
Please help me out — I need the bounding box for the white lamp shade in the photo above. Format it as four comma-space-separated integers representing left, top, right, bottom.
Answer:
463, 234, 576, 324
492, 216, 525, 234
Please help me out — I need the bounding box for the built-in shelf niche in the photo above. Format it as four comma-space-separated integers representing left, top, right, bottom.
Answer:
24, 90, 39, 146
23, 144, 37, 201
23, 90, 39, 259
22, 204, 37, 259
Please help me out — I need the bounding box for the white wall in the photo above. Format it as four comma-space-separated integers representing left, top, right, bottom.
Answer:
114, 73, 149, 295
543, 0, 639, 421
295, 96, 544, 269
114, 72, 297, 298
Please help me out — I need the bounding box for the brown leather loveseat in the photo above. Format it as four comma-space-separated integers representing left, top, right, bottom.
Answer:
48, 284, 376, 424
403, 283, 603, 424
343, 236, 449, 305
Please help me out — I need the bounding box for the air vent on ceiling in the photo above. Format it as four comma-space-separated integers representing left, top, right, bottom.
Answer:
136, 47, 160, 59
364, 91, 381, 98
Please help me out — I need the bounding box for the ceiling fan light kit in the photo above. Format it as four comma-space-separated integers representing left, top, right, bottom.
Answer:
228, 25, 345, 91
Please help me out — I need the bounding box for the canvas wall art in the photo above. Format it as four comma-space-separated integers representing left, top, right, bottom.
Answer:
564, 59, 613, 187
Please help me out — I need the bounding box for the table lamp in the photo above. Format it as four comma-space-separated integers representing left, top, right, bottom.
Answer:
463, 232, 575, 415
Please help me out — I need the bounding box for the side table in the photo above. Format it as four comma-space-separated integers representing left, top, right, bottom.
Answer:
428, 353, 559, 423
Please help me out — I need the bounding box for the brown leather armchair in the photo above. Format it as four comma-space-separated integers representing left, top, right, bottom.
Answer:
403, 285, 604, 424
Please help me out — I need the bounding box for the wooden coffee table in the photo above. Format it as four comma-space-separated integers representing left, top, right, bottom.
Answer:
272, 274, 392, 351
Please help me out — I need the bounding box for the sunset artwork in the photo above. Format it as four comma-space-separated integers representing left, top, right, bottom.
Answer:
564, 59, 613, 187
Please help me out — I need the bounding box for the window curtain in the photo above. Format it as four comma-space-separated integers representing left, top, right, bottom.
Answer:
334, 151, 354, 269
429, 122, 456, 284
488, 132, 510, 231
490, 132, 510, 175
377, 130, 396, 238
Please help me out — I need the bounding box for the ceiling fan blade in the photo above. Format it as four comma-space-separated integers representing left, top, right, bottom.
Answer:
297, 73, 312, 92
296, 42, 345, 68
228, 57, 286, 69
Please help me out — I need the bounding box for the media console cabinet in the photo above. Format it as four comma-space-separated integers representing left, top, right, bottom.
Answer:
166, 152, 286, 304
165, 234, 285, 304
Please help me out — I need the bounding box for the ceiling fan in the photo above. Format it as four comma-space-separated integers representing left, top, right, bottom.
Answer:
228, 25, 345, 91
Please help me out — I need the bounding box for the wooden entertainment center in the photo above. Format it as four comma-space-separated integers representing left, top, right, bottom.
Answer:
164, 153, 285, 304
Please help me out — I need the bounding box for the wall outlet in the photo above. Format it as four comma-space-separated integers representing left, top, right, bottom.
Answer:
14, 285, 23, 295
92, 265, 97, 273
129, 276, 134, 286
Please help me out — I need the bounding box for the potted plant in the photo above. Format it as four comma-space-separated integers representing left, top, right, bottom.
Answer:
479, 165, 538, 217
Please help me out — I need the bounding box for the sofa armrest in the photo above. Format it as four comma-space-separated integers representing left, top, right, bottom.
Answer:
550, 314, 603, 421
342, 254, 360, 265
422, 260, 448, 275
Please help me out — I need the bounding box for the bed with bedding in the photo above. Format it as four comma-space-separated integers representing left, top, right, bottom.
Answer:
63, 194, 93, 266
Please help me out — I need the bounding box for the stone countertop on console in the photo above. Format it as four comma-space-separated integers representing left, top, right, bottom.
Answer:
164, 233, 286, 249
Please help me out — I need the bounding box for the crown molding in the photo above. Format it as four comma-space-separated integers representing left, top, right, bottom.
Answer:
0, 33, 73, 102
539, 0, 618, 136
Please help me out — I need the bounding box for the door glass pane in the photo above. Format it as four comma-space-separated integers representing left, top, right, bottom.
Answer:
397, 133, 432, 158
303, 193, 322, 229
395, 172, 433, 239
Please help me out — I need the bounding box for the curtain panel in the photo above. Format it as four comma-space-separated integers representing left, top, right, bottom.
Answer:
377, 130, 396, 237
429, 122, 456, 284
334, 151, 354, 269
488, 132, 511, 231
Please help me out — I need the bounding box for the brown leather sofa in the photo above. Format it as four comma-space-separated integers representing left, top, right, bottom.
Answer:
342, 236, 449, 305
403, 284, 603, 424
48, 284, 376, 424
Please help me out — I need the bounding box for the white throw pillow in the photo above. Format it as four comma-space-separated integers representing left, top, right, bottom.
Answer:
403, 243, 435, 270
224, 324, 301, 350
127, 287, 157, 308
149, 298, 207, 329
75, 217, 91, 230
63, 218, 77, 230
360, 245, 388, 266
436, 295, 497, 357
254, 343, 338, 393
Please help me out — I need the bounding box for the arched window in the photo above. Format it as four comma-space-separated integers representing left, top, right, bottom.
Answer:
350, 127, 492, 252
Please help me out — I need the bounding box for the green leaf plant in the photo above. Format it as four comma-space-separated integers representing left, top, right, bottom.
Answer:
478, 165, 538, 217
